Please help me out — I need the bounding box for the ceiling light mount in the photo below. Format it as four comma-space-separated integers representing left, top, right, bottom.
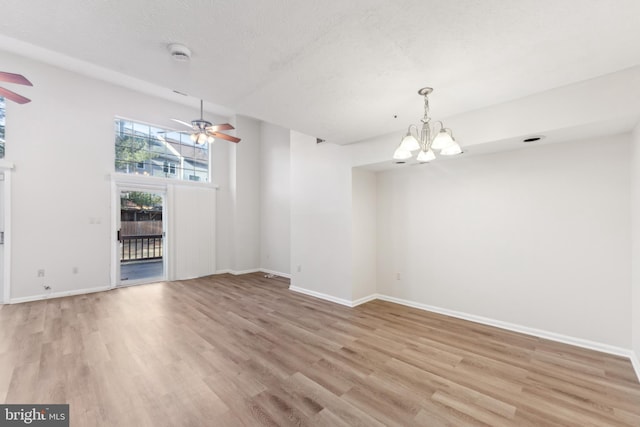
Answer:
417, 87, 433, 96
168, 43, 192, 62
393, 87, 462, 163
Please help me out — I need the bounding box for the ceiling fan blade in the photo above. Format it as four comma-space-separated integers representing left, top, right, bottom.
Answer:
171, 118, 195, 129
0, 86, 31, 104
206, 123, 234, 132
0, 71, 32, 86
209, 132, 241, 143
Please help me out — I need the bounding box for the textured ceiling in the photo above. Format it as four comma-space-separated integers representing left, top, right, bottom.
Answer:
1, 0, 639, 144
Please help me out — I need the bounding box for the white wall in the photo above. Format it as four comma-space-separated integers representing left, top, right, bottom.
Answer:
230, 116, 261, 273
352, 168, 377, 301
1, 49, 229, 299
290, 132, 352, 301
260, 122, 290, 276
631, 123, 640, 362
377, 136, 632, 347
214, 140, 233, 272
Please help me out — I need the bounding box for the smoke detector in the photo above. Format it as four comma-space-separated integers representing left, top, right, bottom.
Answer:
168, 43, 191, 62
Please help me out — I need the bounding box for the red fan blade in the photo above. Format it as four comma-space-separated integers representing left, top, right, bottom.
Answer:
0, 71, 32, 86
0, 86, 31, 104
210, 132, 241, 143
206, 123, 234, 132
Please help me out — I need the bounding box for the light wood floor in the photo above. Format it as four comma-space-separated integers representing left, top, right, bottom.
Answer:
1, 273, 639, 426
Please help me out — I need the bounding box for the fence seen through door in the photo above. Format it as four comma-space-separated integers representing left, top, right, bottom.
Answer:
120, 221, 163, 262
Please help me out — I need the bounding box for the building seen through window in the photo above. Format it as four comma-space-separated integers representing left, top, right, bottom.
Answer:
114, 118, 209, 182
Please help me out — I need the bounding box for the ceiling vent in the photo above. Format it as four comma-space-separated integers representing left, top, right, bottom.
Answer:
168, 44, 191, 62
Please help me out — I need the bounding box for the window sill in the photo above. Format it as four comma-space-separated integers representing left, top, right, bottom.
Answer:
110, 172, 219, 189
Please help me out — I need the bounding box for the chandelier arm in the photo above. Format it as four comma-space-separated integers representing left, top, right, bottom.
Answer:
407, 124, 420, 138
433, 120, 456, 137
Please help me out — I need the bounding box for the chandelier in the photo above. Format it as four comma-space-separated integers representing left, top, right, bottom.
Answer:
393, 87, 462, 163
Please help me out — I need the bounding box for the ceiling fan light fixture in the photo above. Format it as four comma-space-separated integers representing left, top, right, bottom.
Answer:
172, 99, 241, 144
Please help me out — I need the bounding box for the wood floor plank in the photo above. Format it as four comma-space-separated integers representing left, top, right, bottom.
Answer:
1, 272, 639, 426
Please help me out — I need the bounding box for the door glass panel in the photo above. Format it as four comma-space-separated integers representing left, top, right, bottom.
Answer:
119, 190, 164, 284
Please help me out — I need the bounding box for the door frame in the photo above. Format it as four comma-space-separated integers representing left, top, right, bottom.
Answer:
111, 179, 168, 288
0, 164, 12, 304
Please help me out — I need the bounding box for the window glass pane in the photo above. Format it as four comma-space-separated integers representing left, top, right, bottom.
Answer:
114, 118, 209, 182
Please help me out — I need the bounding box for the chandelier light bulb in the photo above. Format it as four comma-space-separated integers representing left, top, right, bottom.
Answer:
400, 133, 420, 152
417, 149, 436, 163
431, 129, 455, 150
440, 141, 463, 156
393, 146, 412, 160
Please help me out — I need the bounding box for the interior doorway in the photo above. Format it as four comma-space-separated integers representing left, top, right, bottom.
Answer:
117, 189, 166, 286
0, 173, 5, 302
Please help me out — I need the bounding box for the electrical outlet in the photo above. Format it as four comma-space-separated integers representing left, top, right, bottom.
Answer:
37, 269, 45, 277
396, 272, 401, 281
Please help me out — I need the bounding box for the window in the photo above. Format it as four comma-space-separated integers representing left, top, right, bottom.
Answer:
163, 161, 176, 175
0, 96, 5, 158
114, 118, 210, 182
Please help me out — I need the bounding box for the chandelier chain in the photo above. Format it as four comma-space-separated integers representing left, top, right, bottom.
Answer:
421, 94, 430, 124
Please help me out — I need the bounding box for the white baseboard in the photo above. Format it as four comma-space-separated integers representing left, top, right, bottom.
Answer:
214, 268, 260, 275
630, 351, 640, 383
375, 294, 634, 360
260, 268, 291, 279
215, 268, 291, 279
285, 288, 638, 380
10, 286, 111, 304
352, 294, 378, 307
289, 286, 355, 307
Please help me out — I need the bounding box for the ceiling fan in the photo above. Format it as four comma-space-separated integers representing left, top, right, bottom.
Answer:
0, 71, 33, 104
172, 100, 240, 144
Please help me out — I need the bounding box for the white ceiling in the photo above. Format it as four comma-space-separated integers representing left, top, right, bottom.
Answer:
1, 0, 639, 144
